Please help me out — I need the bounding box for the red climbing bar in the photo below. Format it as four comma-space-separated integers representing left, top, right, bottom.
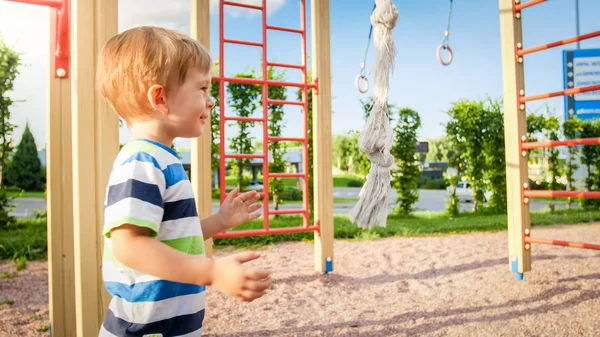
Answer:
522, 137, 600, 150
223, 38, 263, 48
525, 236, 600, 250
269, 173, 306, 178
213, 225, 319, 239
223, 0, 262, 10
7, 0, 62, 8
225, 153, 264, 159
518, 30, 600, 56
266, 25, 303, 34
514, 0, 547, 11
271, 209, 306, 215
267, 99, 304, 106
223, 116, 263, 123
523, 190, 600, 198
212, 76, 317, 89
520, 84, 600, 103
268, 136, 305, 142
267, 62, 304, 70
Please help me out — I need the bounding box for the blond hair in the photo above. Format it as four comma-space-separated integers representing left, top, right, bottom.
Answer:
97, 26, 212, 125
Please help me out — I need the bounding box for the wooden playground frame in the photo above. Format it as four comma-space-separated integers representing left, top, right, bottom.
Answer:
499, 0, 600, 281
5, 0, 333, 334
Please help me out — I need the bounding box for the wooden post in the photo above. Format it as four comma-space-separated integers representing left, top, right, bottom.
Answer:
71, 0, 119, 334
190, 0, 214, 258
47, 7, 76, 336
499, 0, 531, 280
311, 0, 334, 273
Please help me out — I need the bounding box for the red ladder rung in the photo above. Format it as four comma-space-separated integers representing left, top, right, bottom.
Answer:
268, 136, 305, 142
520, 84, 600, 103
517, 30, 600, 56
522, 137, 600, 150
223, 116, 263, 123
225, 153, 264, 159
270, 209, 306, 215
212, 76, 316, 89
213, 226, 318, 238
267, 99, 303, 106
514, 0, 547, 11
266, 25, 303, 34
224, 38, 263, 48
223, 1, 262, 10
523, 190, 600, 199
267, 62, 304, 70
269, 173, 306, 179
524, 236, 600, 250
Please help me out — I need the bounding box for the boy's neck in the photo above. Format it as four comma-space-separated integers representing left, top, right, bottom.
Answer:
130, 120, 174, 148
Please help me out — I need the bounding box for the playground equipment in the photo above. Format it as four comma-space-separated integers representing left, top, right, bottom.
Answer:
349, 0, 399, 229
437, 0, 454, 66
6, 0, 333, 335
498, 0, 600, 281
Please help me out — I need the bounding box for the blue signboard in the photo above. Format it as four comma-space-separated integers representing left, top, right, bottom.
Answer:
563, 48, 600, 121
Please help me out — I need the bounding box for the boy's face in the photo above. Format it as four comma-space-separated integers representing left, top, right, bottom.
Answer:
165, 68, 214, 138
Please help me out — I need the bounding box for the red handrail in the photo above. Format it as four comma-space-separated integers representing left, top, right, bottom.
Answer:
521, 137, 600, 150
518, 30, 600, 56
520, 84, 600, 103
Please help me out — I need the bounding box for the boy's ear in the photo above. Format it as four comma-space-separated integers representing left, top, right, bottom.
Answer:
147, 84, 169, 115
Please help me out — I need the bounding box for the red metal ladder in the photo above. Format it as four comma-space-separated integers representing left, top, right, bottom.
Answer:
212, 0, 319, 238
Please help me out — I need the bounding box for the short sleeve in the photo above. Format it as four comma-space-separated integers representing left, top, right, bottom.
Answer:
103, 152, 166, 238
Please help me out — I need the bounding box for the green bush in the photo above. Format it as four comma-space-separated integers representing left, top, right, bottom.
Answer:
0, 189, 16, 230
347, 179, 364, 187
419, 176, 447, 189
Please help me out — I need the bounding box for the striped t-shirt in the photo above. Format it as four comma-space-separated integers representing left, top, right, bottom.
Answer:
99, 138, 206, 337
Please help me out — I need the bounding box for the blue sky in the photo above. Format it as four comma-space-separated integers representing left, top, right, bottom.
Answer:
0, 0, 599, 150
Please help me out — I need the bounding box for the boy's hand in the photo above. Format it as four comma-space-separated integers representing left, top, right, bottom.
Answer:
210, 251, 271, 302
217, 186, 262, 230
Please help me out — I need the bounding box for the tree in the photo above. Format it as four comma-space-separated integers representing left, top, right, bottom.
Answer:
445, 99, 487, 212
266, 66, 288, 211
5, 123, 43, 191
227, 70, 261, 188
580, 119, 600, 209
563, 117, 583, 209
481, 98, 507, 213
544, 113, 562, 213
0, 37, 21, 188
390, 107, 421, 215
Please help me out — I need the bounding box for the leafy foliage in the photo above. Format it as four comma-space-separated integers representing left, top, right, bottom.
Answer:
266, 66, 288, 210
0, 38, 21, 188
390, 107, 421, 215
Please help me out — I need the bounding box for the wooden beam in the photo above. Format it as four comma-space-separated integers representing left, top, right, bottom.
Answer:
190, 0, 214, 257
47, 7, 75, 336
498, 0, 531, 280
71, 0, 119, 334
311, 0, 334, 273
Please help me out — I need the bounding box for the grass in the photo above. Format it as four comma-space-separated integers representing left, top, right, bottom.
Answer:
6, 191, 45, 198
2, 209, 600, 261
211, 208, 600, 248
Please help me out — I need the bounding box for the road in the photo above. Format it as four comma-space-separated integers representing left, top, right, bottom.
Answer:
10, 188, 577, 219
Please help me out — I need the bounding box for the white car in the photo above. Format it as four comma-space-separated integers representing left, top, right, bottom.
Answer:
447, 181, 492, 203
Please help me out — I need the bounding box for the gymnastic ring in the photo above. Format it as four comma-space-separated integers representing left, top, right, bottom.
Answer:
437, 43, 453, 66
356, 74, 369, 93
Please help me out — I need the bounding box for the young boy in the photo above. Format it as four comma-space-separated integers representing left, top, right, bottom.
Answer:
96, 26, 271, 336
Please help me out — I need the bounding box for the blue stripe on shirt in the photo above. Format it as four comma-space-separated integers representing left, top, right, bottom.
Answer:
106, 179, 163, 208
103, 307, 204, 336
163, 163, 189, 188
105, 279, 205, 303
163, 198, 198, 221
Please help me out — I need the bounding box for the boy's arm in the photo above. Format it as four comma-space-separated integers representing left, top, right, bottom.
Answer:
111, 224, 215, 286
199, 213, 226, 239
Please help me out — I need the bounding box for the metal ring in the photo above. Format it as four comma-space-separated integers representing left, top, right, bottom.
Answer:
436, 44, 453, 66
356, 74, 369, 93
